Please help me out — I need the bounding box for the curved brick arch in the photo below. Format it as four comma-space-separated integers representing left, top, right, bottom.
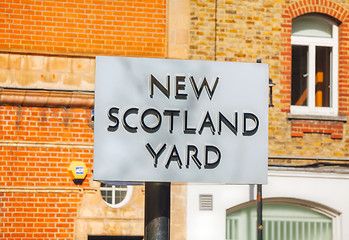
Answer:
288, 0, 348, 22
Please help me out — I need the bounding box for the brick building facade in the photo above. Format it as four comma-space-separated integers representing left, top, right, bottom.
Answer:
1, 0, 349, 239
189, 0, 349, 162
187, 0, 349, 239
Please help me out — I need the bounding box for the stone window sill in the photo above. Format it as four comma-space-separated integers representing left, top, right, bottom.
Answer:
288, 114, 347, 122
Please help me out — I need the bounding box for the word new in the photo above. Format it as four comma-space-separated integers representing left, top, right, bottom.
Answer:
150, 74, 219, 100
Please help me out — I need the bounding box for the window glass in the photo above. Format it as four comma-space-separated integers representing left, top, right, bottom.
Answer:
292, 45, 309, 106
226, 204, 333, 240
292, 16, 332, 38
316, 46, 332, 107
100, 183, 132, 208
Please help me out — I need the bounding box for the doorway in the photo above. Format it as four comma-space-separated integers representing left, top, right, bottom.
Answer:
88, 236, 143, 240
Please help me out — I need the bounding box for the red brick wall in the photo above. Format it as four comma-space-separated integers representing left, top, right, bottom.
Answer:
0, 0, 167, 238
0, 0, 167, 57
0, 192, 83, 240
281, 0, 349, 138
0, 106, 93, 239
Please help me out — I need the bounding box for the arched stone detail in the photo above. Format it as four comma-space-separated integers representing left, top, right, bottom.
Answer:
226, 197, 341, 219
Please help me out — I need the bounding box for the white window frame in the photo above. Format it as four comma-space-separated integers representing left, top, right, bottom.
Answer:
291, 17, 338, 116
100, 184, 133, 208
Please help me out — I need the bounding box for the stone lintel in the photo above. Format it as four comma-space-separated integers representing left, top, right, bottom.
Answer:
0, 87, 94, 109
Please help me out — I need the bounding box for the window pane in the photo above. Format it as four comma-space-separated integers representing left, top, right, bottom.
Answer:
226, 204, 333, 240
316, 46, 332, 107
101, 190, 106, 196
101, 189, 113, 204
292, 16, 332, 38
115, 191, 127, 205
100, 183, 129, 207
292, 45, 308, 106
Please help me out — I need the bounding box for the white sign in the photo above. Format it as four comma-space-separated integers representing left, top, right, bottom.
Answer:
93, 57, 268, 184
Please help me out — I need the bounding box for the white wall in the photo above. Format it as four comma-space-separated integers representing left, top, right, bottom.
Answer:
186, 169, 349, 240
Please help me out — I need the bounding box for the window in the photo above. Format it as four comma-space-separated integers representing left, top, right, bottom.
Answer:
226, 203, 334, 240
100, 183, 133, 208
291, 14, 339, 116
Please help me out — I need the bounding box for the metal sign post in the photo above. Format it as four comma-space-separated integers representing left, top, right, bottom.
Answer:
145, 182, 170, 240
256, 58, 270, 240
257, 184, 263, 240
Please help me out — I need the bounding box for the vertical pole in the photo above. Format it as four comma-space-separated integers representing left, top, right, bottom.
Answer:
145, 182, 171, 240
256, 57, 263, 240
256, 57, 266, 240
257, 184, 263, 240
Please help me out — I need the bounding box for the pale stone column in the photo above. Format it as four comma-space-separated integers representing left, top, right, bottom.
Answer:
167, 2, 190, 239
167, 0, 190, 59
